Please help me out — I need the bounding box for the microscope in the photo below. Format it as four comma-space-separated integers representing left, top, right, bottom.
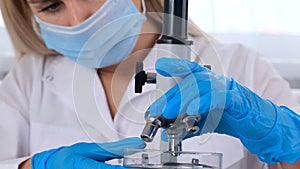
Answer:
127, 1, 223, 168
135, 0, 202, 157
125, 1, 224, 168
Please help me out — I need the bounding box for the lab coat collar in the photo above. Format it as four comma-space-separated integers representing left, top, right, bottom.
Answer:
43, 56, 121, 142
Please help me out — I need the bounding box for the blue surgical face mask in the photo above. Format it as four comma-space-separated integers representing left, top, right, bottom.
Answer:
35, 0, 147, 68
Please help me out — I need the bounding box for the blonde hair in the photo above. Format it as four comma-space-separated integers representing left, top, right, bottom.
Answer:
0, 0, 57, 58
0, 0, 204, 58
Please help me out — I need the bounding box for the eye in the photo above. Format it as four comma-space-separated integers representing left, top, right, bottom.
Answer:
39, 1, 64, 13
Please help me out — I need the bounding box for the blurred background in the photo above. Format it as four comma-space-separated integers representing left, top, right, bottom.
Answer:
0, 0, 300, 100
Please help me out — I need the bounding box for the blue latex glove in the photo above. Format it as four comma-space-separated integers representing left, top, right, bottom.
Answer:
150, 58, 300, 164
31, 137, 146, 169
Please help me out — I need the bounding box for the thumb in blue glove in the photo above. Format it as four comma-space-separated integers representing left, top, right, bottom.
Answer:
31, 137, 146, 169
150, 58, 300, 164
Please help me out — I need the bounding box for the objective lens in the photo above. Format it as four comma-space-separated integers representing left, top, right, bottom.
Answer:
141, 120, 161, 142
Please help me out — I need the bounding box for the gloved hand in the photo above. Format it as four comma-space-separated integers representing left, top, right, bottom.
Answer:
31, 137, 146, 169
150, 58, 300, 164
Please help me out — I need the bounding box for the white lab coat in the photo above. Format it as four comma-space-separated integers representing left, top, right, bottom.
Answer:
0, 36, 298, 169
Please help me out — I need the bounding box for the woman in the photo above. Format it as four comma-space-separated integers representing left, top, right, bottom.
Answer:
0, 0, 299, 168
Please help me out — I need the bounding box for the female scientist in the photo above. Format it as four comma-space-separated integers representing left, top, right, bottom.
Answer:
0, 0, 299, 169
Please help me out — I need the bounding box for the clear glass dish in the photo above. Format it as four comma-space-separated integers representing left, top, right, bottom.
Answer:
123, 149, 222, 169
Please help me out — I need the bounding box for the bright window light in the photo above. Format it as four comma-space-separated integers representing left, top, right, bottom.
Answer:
189, 0, 300, 88
189, 0, 300, 35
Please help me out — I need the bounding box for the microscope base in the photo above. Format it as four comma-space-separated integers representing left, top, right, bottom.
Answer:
123, 149, 222, 169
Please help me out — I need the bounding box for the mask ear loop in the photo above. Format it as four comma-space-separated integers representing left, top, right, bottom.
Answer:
141, 0, 146, 15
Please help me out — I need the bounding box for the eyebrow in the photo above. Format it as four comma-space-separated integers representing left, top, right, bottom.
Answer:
27, 0, 54, 4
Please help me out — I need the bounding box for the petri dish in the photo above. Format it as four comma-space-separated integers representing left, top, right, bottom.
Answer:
123, 149, 222, 169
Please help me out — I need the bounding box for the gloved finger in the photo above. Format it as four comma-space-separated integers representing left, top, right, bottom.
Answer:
79, 158, 125, 169
150, 63, 228, 118
186, 95, 210, 116
98, 137, 146, 157
157, 57, 232, 92
186, 97, 223, 134
187, 89, 248, 120
149, 73, 212, 118
149, 79, 183, 117
185, 89, 250, 135
149, 83, 192, 119
186, 90, 230, 116
81, 137, 146, 161
155, 58, 208, 78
